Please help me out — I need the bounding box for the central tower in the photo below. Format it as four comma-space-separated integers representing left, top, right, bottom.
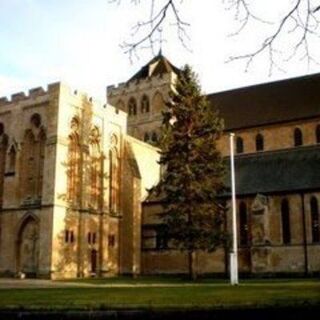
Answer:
107, 53, 179, 144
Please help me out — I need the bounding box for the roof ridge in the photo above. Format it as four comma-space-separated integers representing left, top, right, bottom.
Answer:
209, 72, 320, 96
127, 54, 180, 82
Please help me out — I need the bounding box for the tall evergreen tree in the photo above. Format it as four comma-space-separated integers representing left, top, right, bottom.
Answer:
156, 65, 227, 280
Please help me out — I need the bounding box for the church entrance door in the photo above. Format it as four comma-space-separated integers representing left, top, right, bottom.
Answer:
17, 216, 39, 277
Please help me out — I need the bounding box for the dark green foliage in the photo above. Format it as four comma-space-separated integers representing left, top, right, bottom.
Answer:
156, 65, 227, 261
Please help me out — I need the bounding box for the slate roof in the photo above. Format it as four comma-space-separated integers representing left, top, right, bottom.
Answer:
208, 73, 320, 131
144, 146, 320, 204
224, 146, 320, 196
128, 52, 180, 82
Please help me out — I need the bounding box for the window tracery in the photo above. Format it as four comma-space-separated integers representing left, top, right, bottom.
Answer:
89, 127, 102, 209
109, 134, 120, 214
141, 95, 150, 113
152, 92, 164, 113
67, 117, 81, 204
21, 115, 46, 202
7, 144, 17, 174
128, 98, 137, 116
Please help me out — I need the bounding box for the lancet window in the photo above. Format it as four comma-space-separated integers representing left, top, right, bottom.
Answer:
89, 127, 102, 209
311, 197, 319, 243
8, 145, 17, 173
239, 202, 249, 246
141, 95, 150, 113
281, 199, 291, 244
256, 134, 264, 151
109, 147, 119, 214
294, 128, 303, 147
21, 114, 46, 201
152, 92, 164, 113
128, 98, 137, 116
67, 117, 81, 204
236, 137, 244, 154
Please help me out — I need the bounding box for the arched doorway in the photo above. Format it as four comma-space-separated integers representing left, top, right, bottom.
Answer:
17, 215, 39, 277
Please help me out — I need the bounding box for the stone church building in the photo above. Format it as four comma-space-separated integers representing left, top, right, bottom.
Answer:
0, 54, 319, 278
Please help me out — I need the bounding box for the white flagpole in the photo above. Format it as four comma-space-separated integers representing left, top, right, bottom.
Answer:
229, 133, 239, 285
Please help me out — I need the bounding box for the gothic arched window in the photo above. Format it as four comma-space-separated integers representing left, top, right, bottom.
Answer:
36, 129, 46, 199
144, 132, 150, 142
141, 95, 150, 113
21, 115, 46, 201
128, 98, 137, 116
21, 130, 36, 199
281, 199, 291, 244
151, 132, 158, 143
31, 113, 41, 128
67, 132, 81, 203
152, 92, 164, 113
8, 145, 17, 173
89, 128, 101, 209
256, 134, 264, 151
294, 128, 303, 147
236, 137, 244, 154
109, 148, 119, 213
239, 202, 248, 246
311, 197, 319, 243
316, 125, 320, 144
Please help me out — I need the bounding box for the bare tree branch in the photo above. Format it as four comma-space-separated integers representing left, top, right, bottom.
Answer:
112, 0, 320, 73
110, 0, 190, 62
227, 0, 320, 73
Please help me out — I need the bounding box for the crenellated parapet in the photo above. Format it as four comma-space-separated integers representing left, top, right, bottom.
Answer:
107, 72, 175, 99
0, 82, 61, 107
0, 82, 109, 109
0, 97, 9, 105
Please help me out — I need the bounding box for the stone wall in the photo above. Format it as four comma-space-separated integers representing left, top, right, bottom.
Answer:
218, 118, 320, 156
142, 190, 320, 275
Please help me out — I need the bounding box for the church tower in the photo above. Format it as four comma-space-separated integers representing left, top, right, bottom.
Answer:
107, 53, 180, 144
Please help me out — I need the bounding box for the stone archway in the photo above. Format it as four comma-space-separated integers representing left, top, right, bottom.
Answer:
17, 215, 39, 276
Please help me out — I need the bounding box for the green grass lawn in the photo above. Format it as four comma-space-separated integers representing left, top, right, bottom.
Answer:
0, 279, 319, 310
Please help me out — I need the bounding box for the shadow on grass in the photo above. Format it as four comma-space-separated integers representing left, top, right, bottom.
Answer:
57, 275, 320, 286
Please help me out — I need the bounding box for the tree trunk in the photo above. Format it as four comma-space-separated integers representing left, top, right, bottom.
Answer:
188, 250, 198, 281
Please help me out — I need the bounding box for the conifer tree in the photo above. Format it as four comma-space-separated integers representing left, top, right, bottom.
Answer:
156, 65, 227, 280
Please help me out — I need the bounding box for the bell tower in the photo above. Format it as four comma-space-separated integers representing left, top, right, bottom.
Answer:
107, 53, 179, 144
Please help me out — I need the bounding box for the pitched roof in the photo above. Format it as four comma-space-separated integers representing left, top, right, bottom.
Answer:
208, 73, 320, 131
128, 52, 180, 82
224, 146, 320, 196
144, 146, 320, 204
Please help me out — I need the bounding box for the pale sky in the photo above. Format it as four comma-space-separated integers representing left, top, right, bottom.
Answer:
1, 0, 320, 101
